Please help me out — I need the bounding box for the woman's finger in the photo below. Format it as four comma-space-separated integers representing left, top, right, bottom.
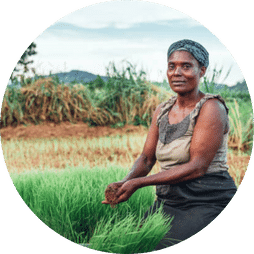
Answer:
101, 200, 110, 204
117, 193, 129, 203
116, 186, 126, 198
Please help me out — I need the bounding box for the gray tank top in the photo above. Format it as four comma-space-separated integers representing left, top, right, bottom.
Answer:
156, 93, 229, 174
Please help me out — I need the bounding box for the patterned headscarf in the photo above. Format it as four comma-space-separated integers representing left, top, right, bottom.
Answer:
167, 39, 209, 68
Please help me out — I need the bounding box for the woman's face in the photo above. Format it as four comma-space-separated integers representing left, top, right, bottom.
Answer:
167, 51, 206, 95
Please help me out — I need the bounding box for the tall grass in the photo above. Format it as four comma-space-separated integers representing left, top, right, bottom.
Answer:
199, 67, 253, 153
10, 166, 172, 253
227, 99, 253, 153
199, 66, 251, 101
1, 63, 172, 128
1, 64, 253, 153
1, 77, 106, 126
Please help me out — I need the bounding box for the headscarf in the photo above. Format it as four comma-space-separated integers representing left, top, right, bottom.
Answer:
167, 39, 209, 68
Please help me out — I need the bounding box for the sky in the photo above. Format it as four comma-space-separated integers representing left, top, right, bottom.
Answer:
31, 0, 244, 86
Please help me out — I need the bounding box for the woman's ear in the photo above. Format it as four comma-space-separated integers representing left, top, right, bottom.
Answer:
200, 66, 207, 78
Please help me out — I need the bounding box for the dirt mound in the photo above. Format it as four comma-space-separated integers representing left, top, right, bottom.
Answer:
0, 122, 147, 140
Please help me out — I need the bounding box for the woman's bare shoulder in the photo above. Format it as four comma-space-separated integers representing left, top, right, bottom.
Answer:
153, 102, 166, 118
200, 98, 227, 117
196, 98, 228, 133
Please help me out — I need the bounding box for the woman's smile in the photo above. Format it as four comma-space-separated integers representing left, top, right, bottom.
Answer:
171, 80, 186, 85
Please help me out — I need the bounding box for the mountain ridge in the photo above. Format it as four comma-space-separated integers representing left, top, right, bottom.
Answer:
47, 70, 108, 83
10, 69, 247, 92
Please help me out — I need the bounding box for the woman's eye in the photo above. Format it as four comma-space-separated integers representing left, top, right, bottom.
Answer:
168, 65, 174, 70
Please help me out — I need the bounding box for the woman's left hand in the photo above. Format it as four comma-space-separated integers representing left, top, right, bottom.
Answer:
115, 179, 140, 204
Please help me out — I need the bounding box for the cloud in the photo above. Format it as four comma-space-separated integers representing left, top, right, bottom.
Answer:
32, 0, 244, 85
59, 0, 190, 29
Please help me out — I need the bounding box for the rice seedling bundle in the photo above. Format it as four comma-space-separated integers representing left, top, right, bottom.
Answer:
10, 166, 172, 253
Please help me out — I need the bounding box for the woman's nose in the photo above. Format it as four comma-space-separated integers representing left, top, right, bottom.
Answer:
174, 67, 182, 75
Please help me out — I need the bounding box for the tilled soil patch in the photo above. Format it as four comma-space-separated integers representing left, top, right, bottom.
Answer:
0, 122, 147, 140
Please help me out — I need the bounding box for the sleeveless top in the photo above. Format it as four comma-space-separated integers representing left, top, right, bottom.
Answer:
155, 93, 229, 174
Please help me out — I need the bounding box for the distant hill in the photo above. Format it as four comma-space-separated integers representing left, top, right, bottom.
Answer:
214, 80, 248, 92
47, 70, 108, 83
49, 70, 248, 92
9, 69, 248, 93
154, 79, 249, 93
228, 80, 248, 91
7, 70, 108, 87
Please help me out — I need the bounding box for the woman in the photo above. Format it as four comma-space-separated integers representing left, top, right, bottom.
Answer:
102, 39, 237, 250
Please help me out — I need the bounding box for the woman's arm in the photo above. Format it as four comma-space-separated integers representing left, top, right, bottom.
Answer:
122, 104, 162, 181
101, 103, 162, 204
115, 99, 228, 203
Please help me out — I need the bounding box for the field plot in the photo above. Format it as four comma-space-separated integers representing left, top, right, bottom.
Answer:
0, 120, 252, 253
1, 123, 148, 172
1, 61, 253, 253
1, 124, 175, 253
1, 122, 251, 186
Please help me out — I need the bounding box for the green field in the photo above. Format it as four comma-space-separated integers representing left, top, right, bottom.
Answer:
1, 64, 253, 253
10, 166, 173, 253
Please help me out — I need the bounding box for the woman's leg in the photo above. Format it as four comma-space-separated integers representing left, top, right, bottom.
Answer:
155, 204, 224, 250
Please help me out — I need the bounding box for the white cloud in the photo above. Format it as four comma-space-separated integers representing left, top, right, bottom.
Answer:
33, 27, 244, 85
31, 0, 244, 85
60, 0, 189, 29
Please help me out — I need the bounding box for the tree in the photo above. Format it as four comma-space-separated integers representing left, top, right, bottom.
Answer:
10, 42, 37, 82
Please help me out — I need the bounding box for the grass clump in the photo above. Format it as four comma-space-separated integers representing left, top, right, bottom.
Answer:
1, 63, 172, 128
88, 206, 172, 253
227, 99, 253, 153
10, 166, 172, 253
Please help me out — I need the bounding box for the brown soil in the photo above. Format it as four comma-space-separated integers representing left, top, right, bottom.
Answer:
105, 186, 118, 208
0, 122, 147, 140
